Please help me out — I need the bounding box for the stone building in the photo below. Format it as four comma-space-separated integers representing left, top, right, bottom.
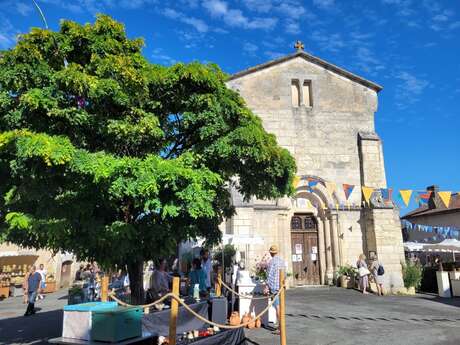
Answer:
223, 45, 405, 291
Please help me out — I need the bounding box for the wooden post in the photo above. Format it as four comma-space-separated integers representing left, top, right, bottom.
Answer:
101, 276, 109, 302
216, 267, 222, 297
279, 269, 286, 345
169, 276, 180, 345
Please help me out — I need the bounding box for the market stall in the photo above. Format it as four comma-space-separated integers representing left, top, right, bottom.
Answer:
0, 251, 39, 298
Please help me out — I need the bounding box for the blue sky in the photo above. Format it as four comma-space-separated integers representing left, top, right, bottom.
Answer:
2, 0, 460, 210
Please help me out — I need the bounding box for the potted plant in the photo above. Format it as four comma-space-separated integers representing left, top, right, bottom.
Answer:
337, 265, 357, 288
402, 261, 422, 295
68, 285, 85, 305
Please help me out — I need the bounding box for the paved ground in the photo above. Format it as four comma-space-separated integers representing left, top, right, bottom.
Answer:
1, 287, 460, 345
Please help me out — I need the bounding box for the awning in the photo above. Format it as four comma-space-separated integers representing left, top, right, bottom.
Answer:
404, 242, 425, 251
0, 251, 39, 267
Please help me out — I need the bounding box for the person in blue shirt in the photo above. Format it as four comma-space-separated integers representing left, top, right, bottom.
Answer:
188, 258, 207, 297
264, 245, 285, 335
24, 265, 42, 316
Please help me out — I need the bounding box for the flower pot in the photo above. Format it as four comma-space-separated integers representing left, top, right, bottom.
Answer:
339, 276, 350, 288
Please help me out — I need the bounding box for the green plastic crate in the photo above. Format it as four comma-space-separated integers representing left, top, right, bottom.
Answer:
90, 306, 142, 342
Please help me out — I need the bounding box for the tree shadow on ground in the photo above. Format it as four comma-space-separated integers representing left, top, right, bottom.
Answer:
0, 309, 62, 345
417, 293, 460, 309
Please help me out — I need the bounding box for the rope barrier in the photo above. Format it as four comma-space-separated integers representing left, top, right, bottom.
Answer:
108, 289, 173, 308
108, 285, 286, 330
218, 278, 275, 300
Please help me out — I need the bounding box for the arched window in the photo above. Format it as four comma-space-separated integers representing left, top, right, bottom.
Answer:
291, 216, 302, 230
304, 216, 316, 230
291, 79, 300, 107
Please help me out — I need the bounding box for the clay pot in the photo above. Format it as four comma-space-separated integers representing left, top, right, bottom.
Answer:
247, 314, 256, 329
241, 312, 251, 326
229, 311, 240, 326
255, 318, 262, 328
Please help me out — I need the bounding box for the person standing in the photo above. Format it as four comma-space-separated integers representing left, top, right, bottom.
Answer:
149, 258, 171, 300
200, 249, 212, 291
357, 254, 369, 295
188, 258, 207, 296
24, 265, 41, 316
370, 255, 384, 296
75, 264, 84, 281
265, 245, 285, 335
36, 264, 47, 300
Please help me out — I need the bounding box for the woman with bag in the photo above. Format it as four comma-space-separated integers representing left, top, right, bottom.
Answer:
357, 254, 370, 294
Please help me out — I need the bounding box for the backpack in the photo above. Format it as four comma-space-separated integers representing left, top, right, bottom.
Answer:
377, 264, 384, 276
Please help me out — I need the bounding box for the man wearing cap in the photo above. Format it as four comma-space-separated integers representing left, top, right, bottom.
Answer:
265, 245, 285, 334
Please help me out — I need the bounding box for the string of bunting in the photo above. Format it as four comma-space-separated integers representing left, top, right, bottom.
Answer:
292, 175, 459, 209
402, 220, 460, 239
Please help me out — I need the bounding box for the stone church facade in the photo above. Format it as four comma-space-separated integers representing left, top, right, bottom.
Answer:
223, 48, 405, 291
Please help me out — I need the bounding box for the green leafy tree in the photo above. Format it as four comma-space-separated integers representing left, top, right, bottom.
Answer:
0, 15, 296, 303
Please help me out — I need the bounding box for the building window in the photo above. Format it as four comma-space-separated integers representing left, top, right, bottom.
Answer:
291, 216, 302, 230
291, 79, 300, 107
303, 80, 312, 107
304, 216, 316, 230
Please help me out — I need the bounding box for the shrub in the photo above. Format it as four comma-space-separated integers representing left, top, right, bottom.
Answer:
337, 265, 357, 278
402, 261, 422, 289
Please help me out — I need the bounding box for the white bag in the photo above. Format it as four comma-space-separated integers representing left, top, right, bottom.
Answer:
358, 266, 370, 277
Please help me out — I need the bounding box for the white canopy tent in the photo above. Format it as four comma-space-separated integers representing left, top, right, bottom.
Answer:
404, 242, 425, 252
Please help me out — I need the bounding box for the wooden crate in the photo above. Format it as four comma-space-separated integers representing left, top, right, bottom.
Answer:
0, 286, 9, 298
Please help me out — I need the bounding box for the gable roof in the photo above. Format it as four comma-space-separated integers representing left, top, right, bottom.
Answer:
228, 50, 383, 92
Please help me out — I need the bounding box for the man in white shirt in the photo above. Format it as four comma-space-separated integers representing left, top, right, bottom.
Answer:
36, 264, 47, 299
200, 249, 212, 290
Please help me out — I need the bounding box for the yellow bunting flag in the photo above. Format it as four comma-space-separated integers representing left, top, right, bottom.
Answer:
438, 191, 451, 208
399, 190, 413, 207
325, 181, 336, 197
361, 186, 374, 204
292, 175, 301, 189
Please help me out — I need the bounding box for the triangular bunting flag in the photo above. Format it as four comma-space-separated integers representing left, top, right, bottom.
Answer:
362, 186, 374, 204
399, 190, 412, 207
438, 191, 451, 208
307, 177, 319, 188
343, 184, 355, 200
381, 188, 393, 202
417, 191, 432, 205
292, 175, 301, 189
325, 181, 336, 197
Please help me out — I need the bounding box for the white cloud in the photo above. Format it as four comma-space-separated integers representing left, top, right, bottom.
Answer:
285, 20, 300, 34
313, 0, 335, 9
310, 30, 345, 53
242, 0, 273, 13
395, 71, 429, 108
163, 8, 209, 32
16, 2, 33, 16
202, 0, 277, 30
265, 51, 284, 59
152, 48, 176, 65
0, 18, 19, 49
354, 47, 385, 75
243, 42, 258, 55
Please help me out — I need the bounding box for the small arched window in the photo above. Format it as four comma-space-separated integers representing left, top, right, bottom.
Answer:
304, 216, 316, 230
291, 216, 302, 230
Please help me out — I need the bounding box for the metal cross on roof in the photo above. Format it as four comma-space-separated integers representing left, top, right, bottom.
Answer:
294, 40, 304, 51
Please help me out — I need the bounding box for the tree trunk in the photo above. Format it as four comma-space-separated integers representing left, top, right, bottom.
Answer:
127, 259, 144, 305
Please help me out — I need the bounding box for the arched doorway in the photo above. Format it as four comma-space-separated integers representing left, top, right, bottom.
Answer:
291, 214, 320, 285
60, 260, 73, 288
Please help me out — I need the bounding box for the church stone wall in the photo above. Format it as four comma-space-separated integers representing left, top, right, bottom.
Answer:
226, 57, 378, 193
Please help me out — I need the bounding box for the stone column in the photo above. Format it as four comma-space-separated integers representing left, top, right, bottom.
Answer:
323, 216, 333, 284
317, 217, 326, 285
330, 214, 340, 273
